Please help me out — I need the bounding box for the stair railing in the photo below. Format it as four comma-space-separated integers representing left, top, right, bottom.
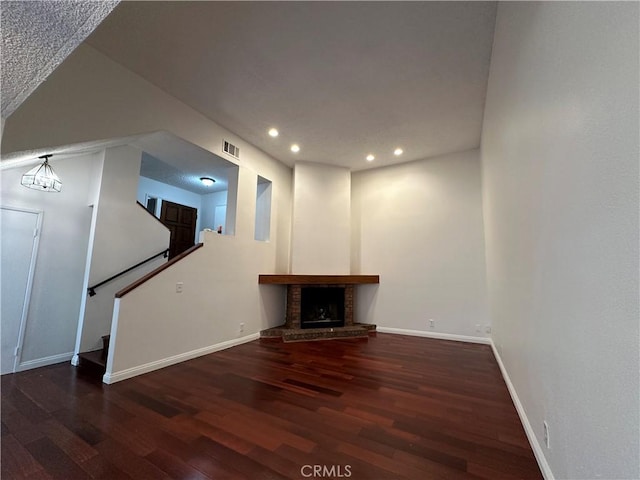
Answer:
87, 248, 169, 297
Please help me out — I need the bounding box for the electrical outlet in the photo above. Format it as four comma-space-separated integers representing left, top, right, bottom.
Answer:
475, 324, 481, 333
240, 322, 245, 333
429, 319, 435, 328
543, 421, 550, 449
485, 325, 492, 334
176, 282, 184, 293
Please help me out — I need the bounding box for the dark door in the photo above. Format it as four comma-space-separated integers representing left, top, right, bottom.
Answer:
160, 200, 197, 259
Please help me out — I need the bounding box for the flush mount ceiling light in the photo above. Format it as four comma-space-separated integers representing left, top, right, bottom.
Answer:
268, 128, 279, 137
366, 154, 375, 162
290, 144, 300, 153
200, 177, 215, 186
394, 148, 403, 156
20, 154, 62, 192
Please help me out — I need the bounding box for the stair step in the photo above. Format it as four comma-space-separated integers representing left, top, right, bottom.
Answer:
78, 350, 106, 375
101, 335, 110, 361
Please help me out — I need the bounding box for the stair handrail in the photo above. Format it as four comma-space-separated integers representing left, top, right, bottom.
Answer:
115, 243, 203, 298
87, 248, 169, 297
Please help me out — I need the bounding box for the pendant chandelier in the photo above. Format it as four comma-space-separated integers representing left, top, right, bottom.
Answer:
21, 154, 62, 192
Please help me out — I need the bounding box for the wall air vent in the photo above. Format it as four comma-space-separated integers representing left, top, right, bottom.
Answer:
223, 140, 240, 159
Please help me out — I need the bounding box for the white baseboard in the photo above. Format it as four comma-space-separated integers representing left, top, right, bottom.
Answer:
17, 352, 74, 372
489, 341, 554, 480
376, 326, 491, 345
103, 333, 260, 384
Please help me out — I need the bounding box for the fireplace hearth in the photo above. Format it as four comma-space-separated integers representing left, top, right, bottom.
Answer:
258, 275, 379, 342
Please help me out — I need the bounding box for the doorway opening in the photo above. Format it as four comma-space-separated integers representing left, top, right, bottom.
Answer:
145, 195, 158, 216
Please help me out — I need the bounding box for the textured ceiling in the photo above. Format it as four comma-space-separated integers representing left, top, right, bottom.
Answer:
135, 132, 233, 195
1, 0, 119, 118
140, 153, 228, 195
85, 2, 497, 171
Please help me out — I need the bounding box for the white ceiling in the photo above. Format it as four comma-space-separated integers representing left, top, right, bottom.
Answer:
1, 0, 119, 118
85, 2, 497, 171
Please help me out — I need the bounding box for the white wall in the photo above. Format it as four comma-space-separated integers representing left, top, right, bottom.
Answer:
291, 162, 350, 274
80, 258, 166, 352
105, 169, 285, 382
200, 189, 227, 232
80, 146, 170, 352
0, 152, 100, 368
2, 43, 292, 273
481, 3, 639, 479
352, 150, 489, 339
137, 175, 203, 239
0, 43, 292, 377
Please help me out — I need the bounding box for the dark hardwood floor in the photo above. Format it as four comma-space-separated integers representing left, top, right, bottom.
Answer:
1, 333, 542, 479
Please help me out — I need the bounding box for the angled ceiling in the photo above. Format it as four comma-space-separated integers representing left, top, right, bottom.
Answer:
0, 131, 234, 196
85, 1, 497, 171
1, 0, 119, 118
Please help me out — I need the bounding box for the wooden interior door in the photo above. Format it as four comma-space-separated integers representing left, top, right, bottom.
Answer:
160, 200, 197, 259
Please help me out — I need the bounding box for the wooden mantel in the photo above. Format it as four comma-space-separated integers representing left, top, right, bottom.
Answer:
258, 274, 379, 285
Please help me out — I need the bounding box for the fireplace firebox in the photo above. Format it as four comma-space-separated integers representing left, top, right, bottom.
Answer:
300, 287, 345, 329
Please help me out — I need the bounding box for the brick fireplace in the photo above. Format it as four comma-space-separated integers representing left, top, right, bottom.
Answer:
259, 275, 379, 342
288, 284, 353, 329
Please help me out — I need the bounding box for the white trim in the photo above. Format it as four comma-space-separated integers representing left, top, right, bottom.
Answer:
489, 341, 554, 480
16, 352, 74, 372
377, 327, 491, 345
73, 149, 105, 362
104, 297, 120, 376
71, 354, 80, 366
102, 333, 260, 384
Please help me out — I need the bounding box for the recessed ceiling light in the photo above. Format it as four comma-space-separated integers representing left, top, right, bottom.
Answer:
268, 128, 279, 138
394, 148, 403, 156
200, 177, 215, 186
366, 154, 375, 162
291, 144, 300, 153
